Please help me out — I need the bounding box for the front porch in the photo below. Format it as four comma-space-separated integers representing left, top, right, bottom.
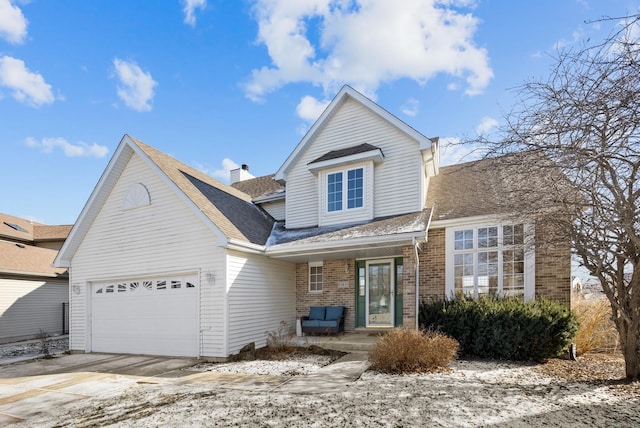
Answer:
291, 332, 380, 353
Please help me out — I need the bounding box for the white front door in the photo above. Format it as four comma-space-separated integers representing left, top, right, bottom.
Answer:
91, 275, 199, 357
366, 260, 394, 327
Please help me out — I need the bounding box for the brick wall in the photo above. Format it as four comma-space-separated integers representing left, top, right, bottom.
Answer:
534, 222, 572, 307
419, 228, 446, 302
295, 259, 356, 332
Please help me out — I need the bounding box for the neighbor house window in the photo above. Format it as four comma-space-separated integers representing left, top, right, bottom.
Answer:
327, 167, 364, 212
309, 262, 323, 293
449, 224, 529, 300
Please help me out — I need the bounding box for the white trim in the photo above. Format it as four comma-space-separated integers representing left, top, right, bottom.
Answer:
445, 222, 535, 301
308, 261, 323, 293
225, 238, 266, 254
266, 231, 428, 257
307, 149, 384, 174
365, 259, 395, 328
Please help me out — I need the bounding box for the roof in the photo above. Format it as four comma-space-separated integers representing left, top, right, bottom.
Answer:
33, 225, 73, 241
56, 135, 276, 266
0, 213, 38, 242
426, 153, 547, 222
275, 85, 434, 182
0, 213, 71, 243
230, 174, 285, 200
308, 143, 382, 164
0, 240, 68, 278
131, 137, 274, 245
267, 210, 431, 247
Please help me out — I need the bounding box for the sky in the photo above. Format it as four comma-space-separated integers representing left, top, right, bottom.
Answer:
1, 0, 638, 226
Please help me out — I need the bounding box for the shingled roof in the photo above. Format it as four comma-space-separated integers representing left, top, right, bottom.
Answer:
0, 240, 68, 278
308, 143, 383, 165
230, 174, 285, 200
427, 153, 546, 222
130, 137, 275, 246
267, 210, 431, 247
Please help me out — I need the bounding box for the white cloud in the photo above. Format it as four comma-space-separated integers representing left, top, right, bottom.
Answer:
0, 0, 27, 44
25, 137, 109, 158
401, 98, 419, 117
245, 0, 493, 101
113, 58, 158, 112
197, 158, 240, 182
0, 56, 54, 107
296, 95, 330, 121
439, 136, 482, 166
182, 0, 206, 27
475, 116, 498, 135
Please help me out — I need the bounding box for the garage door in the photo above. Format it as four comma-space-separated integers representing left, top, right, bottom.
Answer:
91, 275, 199, 357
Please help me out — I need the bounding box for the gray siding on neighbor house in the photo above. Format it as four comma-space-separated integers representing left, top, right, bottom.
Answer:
0, 277, 68, 343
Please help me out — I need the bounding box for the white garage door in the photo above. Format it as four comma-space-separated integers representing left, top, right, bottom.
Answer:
91, 275, 199, 357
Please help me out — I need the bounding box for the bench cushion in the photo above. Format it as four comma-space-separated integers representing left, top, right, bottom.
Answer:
317, 320, 339, 328
325, 306, 344, 321
301, 320, 321, 328
308, 306, 326, 320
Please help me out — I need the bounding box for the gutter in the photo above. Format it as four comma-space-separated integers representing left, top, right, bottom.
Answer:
225, 238, 266, 254
413, 237, 420, 330
266, 231, 428, 257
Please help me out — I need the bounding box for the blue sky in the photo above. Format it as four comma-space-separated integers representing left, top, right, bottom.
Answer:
1, 0, 638, 225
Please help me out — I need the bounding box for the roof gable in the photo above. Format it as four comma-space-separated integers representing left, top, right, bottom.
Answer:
274, 85, 434, 182
55, 135, 273, 267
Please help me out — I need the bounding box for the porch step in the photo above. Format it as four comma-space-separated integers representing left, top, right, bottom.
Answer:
292, 333, 379, 353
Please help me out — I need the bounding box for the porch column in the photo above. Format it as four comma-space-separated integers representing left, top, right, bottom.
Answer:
402, 245, 417, 329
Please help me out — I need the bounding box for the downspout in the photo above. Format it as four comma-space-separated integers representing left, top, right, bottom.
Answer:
413, 237, 420, 330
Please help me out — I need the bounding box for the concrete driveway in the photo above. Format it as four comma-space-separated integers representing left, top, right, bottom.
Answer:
0, 353, 200, 425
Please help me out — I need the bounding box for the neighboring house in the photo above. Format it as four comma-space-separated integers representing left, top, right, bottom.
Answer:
0, 213, 71, 343
54, 86, 571, 359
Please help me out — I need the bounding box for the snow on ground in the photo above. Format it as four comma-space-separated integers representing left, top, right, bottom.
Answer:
16, 355, 640, 427
0, 336, 68, 363
190, 354, 334, 377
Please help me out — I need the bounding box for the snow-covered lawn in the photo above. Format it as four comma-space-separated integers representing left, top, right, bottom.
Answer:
16, 353, 640, 427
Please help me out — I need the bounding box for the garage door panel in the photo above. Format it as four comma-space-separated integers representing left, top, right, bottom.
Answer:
91, 275, 198, 357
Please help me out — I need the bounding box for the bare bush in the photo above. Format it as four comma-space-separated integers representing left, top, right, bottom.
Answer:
573, 296, 620, 355
368, 329, 458, 374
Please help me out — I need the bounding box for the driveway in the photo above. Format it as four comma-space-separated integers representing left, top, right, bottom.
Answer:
0, 353, 200, 425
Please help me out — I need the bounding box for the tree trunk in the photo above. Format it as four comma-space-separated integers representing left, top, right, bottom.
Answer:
620, 319, 640, 380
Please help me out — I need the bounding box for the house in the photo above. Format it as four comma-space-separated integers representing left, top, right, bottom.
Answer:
54, 86, 571, 359
0, 213, 71, 343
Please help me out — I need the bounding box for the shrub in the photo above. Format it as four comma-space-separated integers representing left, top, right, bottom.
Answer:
419, 297, 578, 362
368, 328, 459, 374
573, 296, 619, 355
265, 320, 295, 353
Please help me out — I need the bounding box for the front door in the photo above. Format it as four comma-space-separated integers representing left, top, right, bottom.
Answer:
366, 260, 394, 327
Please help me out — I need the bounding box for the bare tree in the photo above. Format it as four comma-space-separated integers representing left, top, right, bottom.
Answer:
477, 16, 640, 379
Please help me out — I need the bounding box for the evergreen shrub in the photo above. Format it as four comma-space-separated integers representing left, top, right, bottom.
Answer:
419, 297, 578, 361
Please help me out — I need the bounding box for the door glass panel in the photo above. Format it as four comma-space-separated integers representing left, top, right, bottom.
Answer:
368, 262, 393, 326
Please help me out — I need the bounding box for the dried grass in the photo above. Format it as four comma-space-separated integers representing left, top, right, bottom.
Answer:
368, 329, 459, 374
573, 296, 619, 355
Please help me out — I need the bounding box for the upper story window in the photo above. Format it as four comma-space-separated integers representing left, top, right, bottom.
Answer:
327, 167, 364, 213
447, 224, 532, 301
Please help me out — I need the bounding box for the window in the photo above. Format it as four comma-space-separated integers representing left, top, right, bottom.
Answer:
327, 172, 343, 212
309, 262, 323, 293
3, 221, 28, 232
449, 224, 530, 300
326, 167, 364, 212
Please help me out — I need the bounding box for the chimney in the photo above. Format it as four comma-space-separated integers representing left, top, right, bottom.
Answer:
230, 164, 255, 184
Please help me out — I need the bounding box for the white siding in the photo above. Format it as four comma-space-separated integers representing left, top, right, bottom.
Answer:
261, 200, 285, 221
226, 250, 296, 354
285, 98, 423, 228
0, 278, 68, 342
70, 153, 227, 357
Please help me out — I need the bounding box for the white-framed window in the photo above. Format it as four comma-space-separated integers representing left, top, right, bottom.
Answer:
309, 262, 323, 293
446, 223, 534, 301
327, 167, 364, 213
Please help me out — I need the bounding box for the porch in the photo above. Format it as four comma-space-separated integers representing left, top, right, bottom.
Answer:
290, 331, 381, 353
